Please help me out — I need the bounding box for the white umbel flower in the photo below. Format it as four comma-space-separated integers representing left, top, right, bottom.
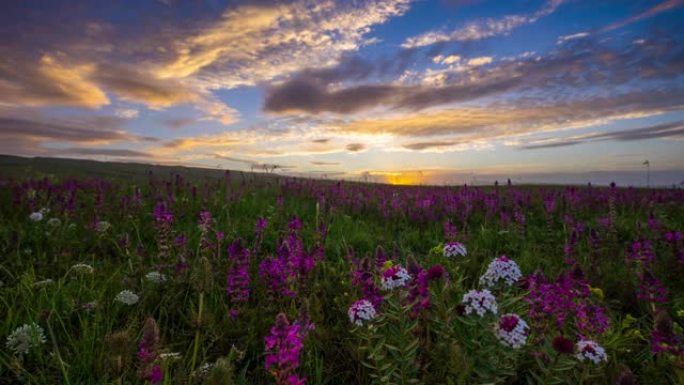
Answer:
479, 256, 522, 287
462, 289, 498, 316
575, 340, 608, 364
47, 218, 62, 227
380, 265, 411, 290
29, 212, 44, 222
145, 271, 167, 283
70, 263, 94, 275
6, 323, 47, 355
495, 313, 529, 349
443, 242, 467, 257
115, 290, 139, 305
348, 299, 377, 326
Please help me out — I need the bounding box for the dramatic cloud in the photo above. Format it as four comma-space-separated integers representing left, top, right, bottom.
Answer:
520, 120, 684, 149
156, 0, 411, 89
0, 54, 109, 108
341, 88, 684, 139
403, 0, 564, 48
265, 33, 684, 115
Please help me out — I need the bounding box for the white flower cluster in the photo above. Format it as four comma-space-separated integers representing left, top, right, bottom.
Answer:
47, 218, 62, 227
462, 289, 498, 316
348, 299, 377, 326
5, 323, 46, 355
96, 221, 111, 233
115, 290, 139, 305
380, 266, 411, 290
443, 242, 467, 257
479, 256, 522, 287
575, 340, 608, 364
145, 271, 167, 283
70, 263, 94, 275
29, 209, 46, 222
33, 279, 54, 288
495, 314, 529, 349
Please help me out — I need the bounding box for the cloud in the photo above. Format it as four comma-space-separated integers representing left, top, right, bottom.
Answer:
0, 116, 145, 143
310, 160, 340, 165
466, 56, 493, 66
265, 31, 684, 115
403, 0, 564, 48
520, 120, 684, 149
556, 32, 590, 44
600, 0, 683, 33
164, 117, 197, 129
346, 143, 366, 152
0, 54, 109, 108
339, 88, 684, 140
53, 147, 152, 158
115, 109, 140, 119
155, 0, 411, 89
312, 138, 331, 143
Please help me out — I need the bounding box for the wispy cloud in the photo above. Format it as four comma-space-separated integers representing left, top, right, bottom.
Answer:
600, 0, 683, 33
520, 120, 684, 149
402, 0, 564, 48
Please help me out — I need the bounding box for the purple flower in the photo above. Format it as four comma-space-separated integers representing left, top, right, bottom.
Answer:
149, 365, 163, 384
152, 202, 173, 223
265, 313, 307, 385
226, 240, 251, 307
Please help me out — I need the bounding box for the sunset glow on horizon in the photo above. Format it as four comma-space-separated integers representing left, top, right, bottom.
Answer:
1, 0, 683, 186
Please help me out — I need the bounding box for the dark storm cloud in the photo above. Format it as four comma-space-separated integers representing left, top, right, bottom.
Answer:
521, 120, 684, 150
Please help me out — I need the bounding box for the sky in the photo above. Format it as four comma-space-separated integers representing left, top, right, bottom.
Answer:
1, 0, 683, 186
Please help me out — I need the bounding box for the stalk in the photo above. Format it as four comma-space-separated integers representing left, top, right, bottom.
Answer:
190, 291, 204, 372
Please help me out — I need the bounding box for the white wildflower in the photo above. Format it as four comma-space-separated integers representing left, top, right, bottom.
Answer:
70, 263, 94, 275
479, 256, 522, 287
115, 290, 139, 305
495, 314, 529, 349
380, 265, 411, 290
47, 217, 62, 227
462, 289, 498, 317
145, 271, 167, 283
575, 340, 608, 364
160, 352, 182, 360
29, 211, 43, 222
348, 299, 377, 326
33, 279, 54, 288
96, 221, 111, 233
5, 323, 47, 355
443, 242, 467, 257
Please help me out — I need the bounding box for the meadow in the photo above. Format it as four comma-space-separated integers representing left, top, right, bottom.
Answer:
1, 157, 683, 384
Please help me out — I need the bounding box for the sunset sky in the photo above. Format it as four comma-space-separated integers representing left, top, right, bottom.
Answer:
1, 0, 683, 185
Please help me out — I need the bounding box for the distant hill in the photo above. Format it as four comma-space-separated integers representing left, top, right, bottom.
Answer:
0, 154, 271, 183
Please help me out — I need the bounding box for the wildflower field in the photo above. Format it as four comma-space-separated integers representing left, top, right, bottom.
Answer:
1, 160, 684, 384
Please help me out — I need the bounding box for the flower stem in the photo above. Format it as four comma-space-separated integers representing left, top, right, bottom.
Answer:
190, 291, 204, 372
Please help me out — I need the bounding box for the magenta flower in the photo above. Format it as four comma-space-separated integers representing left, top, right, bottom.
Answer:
226, 240, 251, 311
265, 313, 307, 385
